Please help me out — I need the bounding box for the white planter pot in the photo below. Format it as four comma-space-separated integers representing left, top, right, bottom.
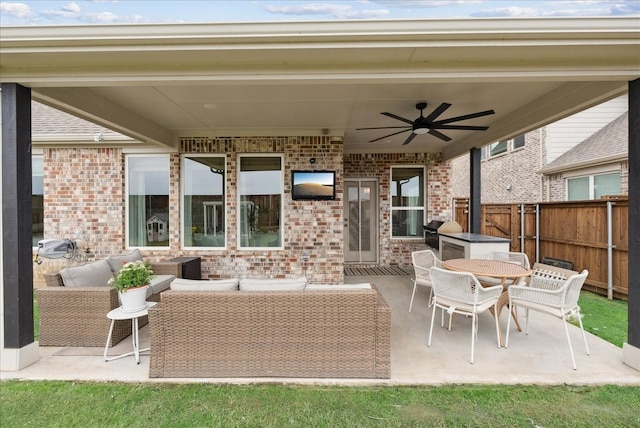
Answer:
118, 285, 149, 313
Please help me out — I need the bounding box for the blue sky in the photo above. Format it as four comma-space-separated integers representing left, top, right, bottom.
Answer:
1, 0, 639, 25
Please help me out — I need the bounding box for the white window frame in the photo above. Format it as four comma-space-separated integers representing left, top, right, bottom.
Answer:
237, 153, 284, 250
564, 165, 621, 201
181, 154, 226, 250
390, 165, 426, 240
125, 154, 171, 250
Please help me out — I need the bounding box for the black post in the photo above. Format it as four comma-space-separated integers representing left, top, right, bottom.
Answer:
2, 83, 34, 348
628, 78, 639, 349
469, 147, 481, 233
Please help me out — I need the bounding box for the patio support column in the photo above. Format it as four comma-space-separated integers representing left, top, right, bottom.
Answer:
623, 78, 640, 371
1, 83, 39, 371
469, 147, 481, 233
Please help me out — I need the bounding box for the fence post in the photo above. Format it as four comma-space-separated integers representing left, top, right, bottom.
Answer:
607, 201, 615, 300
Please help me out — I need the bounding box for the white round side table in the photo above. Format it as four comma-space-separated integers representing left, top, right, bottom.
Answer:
104, 301, 157, 364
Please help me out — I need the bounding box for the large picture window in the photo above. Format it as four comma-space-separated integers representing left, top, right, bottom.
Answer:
567, 171, 620, 201
183, 155, 226, 248
32, 156, 44, 246
238, 155, 283, 248
391, 166, 425, 238
126, 155, 170, 248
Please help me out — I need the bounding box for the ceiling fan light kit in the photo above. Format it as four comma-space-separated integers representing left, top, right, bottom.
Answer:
357, 101, 495, 145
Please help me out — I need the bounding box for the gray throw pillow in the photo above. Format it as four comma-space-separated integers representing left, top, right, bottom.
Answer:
59, 259, 114, 287
106, 249, 144, 274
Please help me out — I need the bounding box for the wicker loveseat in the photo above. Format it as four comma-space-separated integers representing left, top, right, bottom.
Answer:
37, 250, 182, 347
148, 282, 391, 379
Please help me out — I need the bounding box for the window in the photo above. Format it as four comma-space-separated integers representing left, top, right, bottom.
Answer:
391, 167, 425, 238
32, 156, 44, 247
489, 141, 508, 157
567, 172, 620, 201
483, 135, 524, 158
238, 155, 283, 248
512, 134, 525, 149
182, 155, 226, 248
126, 155, 170, 248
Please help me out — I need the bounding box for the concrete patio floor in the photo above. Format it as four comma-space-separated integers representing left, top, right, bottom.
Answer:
2, 273, 639, 385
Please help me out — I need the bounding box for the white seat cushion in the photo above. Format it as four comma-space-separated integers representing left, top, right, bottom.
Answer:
239, 277, 307, 291
170, 277, 239, 291
305, 283, 371, 290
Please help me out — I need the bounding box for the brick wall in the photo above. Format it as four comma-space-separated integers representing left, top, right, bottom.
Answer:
34, 140, 453, 283
344, 152, 449, 266
451, 131, 544, 203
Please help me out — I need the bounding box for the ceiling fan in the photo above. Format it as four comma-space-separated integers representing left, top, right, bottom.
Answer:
356, 102, 495, 145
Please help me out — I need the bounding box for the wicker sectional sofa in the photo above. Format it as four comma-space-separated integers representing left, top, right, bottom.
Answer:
148, 282, 391, 379
37, 250, 181, 347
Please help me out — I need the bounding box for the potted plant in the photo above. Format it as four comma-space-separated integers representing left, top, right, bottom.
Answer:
109, 260, 154, 312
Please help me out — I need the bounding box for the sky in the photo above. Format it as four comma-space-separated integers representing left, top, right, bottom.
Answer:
1, 0, 639, 26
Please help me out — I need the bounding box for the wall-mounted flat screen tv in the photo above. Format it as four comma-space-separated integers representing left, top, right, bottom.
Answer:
291, 170, 336, 200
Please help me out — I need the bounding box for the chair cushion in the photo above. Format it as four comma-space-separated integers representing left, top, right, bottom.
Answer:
239, 277, 307, 291
170, 277, 239, 291
305, 283, 371, 290
146, 275, 177, 297
59, 259, 113, 287
105, 249, 144, 274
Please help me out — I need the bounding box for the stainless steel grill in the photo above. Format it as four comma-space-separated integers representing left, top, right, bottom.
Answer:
423, 220, 445, 250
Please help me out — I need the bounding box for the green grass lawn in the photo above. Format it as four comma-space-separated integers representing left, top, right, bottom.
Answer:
572, 290, 628, 348
1, 381, 638, 427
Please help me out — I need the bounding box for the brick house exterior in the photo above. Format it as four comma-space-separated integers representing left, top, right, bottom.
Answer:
31, 103, 450, 284
451, 95, 629, 203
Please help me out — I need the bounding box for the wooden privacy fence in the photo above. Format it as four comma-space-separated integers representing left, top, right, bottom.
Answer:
453, 197, 629, 300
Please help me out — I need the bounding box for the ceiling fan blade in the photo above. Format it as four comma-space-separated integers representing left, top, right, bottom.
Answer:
432, 109, 495, 126
423, 102, 452, 123
356, 125, 412, 131
401, 133, 417, 145
381, 112, 414, 124
433, 125, 490, 131
428, 128, 451, 142
369, 128, 411, 142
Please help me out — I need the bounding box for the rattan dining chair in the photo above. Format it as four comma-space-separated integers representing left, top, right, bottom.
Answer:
505, 269, 590, 370
408, 249, 443, 312
428, 267, 504, 364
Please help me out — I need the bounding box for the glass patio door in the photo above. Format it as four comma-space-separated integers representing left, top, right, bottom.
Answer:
344, 179, 378, 263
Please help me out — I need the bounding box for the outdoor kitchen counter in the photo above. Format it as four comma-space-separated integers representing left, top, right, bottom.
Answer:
439, 233, 512, 243
439, 233, 511, 260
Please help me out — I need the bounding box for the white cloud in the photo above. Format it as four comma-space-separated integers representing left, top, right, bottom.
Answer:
471, 6, 539, 17
265, 2, 389, 19
0, 2, 34, 18
62, 2, 81, 13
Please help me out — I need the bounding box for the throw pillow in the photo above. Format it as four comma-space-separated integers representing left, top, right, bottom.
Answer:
105, 249, 144, 274
239, 277, 307, 291
305, 283, 372, 290
170, 277, 239, 291
59, 259, 114, 287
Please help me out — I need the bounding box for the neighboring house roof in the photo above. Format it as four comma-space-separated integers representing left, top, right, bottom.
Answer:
32, 101, 132, 145
538, 112, 628, 175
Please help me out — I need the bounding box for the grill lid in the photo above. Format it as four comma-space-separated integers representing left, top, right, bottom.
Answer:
424, 220, 445, 231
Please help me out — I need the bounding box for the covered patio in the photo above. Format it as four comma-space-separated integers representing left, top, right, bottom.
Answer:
1, 17, 639, 374
2, 273, 639, 385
